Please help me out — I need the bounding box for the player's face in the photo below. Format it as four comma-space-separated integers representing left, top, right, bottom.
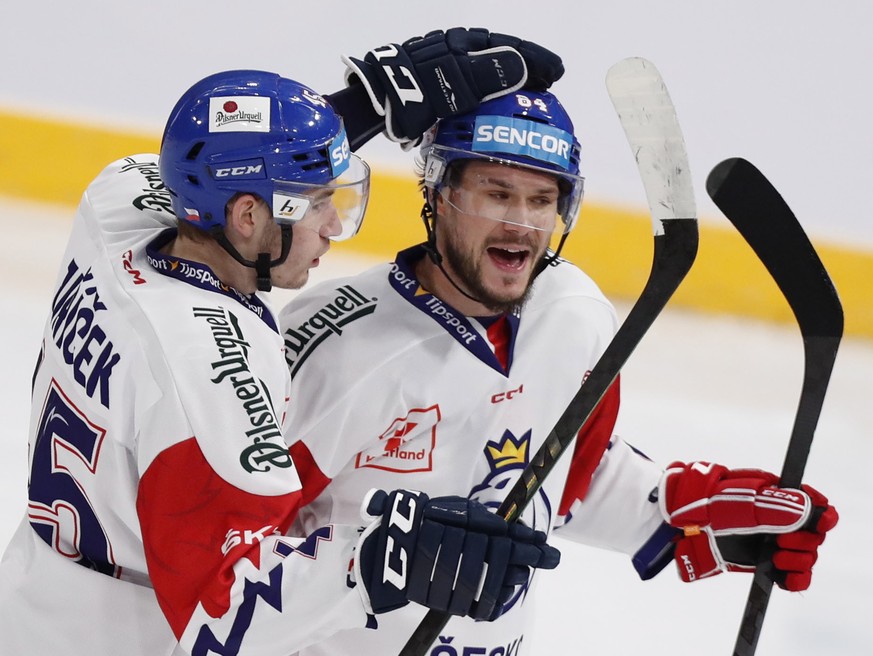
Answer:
436, 161, 557, 312
266, 190, 343, 289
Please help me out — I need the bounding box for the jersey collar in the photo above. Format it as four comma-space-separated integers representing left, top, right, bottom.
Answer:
145, 229, 278, 332
389, 245, 518, 375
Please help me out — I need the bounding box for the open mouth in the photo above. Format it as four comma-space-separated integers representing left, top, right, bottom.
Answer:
487, 246, 531, 271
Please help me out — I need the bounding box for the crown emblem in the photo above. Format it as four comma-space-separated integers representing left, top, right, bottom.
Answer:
485, 430, 530, 470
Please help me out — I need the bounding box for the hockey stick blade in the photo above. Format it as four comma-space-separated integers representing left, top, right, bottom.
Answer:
706, 157, 843, 656
398, 57, 698, 656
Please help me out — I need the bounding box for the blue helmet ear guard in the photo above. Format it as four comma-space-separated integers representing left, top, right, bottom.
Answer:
159, 70, 359, 231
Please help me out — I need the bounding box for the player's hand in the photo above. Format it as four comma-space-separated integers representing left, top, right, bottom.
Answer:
342, 27, 564, 147
659, 461, 838, 590
354, 489, 559, 620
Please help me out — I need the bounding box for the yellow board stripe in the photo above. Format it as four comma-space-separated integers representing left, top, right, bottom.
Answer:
0, 110, 160, 206
2, 109, 870, 339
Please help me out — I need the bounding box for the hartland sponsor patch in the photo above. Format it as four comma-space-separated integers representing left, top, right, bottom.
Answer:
208, 96, 271, 133
355, 405, 440, 473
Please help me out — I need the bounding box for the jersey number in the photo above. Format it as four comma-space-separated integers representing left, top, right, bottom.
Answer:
28, 379, 116, 575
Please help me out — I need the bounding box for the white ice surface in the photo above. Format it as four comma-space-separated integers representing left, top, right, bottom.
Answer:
1, 196, 870, 654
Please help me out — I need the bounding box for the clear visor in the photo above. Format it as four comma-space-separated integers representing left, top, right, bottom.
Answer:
271, 154, 370, 241
425, 147, 584, 237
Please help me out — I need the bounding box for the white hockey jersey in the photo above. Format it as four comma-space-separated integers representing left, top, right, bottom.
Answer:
277, 247, 672, 655
0, 155, 375, 655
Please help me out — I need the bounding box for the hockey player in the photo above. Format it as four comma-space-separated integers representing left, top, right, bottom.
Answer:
277, 89, 840, 654
0, 30, 566, 655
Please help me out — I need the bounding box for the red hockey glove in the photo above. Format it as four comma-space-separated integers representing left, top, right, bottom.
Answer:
343, 27, 563, 147
659, 461, 838, 591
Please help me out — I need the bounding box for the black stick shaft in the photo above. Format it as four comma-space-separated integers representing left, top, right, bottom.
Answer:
706, 158, 842, 656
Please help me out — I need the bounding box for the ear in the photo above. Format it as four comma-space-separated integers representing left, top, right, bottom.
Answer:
225, 194, 261, 240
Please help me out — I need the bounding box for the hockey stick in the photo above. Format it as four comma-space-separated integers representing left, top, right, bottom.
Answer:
398, 57, 699, 656
705, 157, 843, 656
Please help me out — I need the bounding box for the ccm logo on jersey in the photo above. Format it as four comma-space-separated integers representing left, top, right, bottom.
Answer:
491, 384, 523, 404
121, 250, 146, 285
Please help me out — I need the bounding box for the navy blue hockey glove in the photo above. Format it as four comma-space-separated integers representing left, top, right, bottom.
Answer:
343, 27, 564, 147
355, 489, 559, 621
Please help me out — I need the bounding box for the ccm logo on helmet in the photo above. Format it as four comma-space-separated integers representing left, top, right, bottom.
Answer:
214, 164, 264, 178
210, 158, 266, 180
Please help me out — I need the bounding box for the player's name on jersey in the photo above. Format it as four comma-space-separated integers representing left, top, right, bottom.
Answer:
51, 258, 121, 410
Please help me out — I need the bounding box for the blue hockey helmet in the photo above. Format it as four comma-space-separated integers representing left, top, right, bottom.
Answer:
419, 89, 584, 236
159, 70, 369, 241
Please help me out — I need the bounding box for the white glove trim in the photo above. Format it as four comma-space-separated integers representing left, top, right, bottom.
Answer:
467, 46, 529, 103
352, 488, 385, 615
701, 526, 728, 577
342, 55, 388, 117
659, 467, 813, 536
657, 464, 682, 522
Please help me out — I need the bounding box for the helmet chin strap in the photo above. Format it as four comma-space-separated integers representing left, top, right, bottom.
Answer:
211, 224, 294, 293
420, 200, 485, 307
537, 231, 569, 274
254, 253, 274, 292
421, 197, 564, 311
